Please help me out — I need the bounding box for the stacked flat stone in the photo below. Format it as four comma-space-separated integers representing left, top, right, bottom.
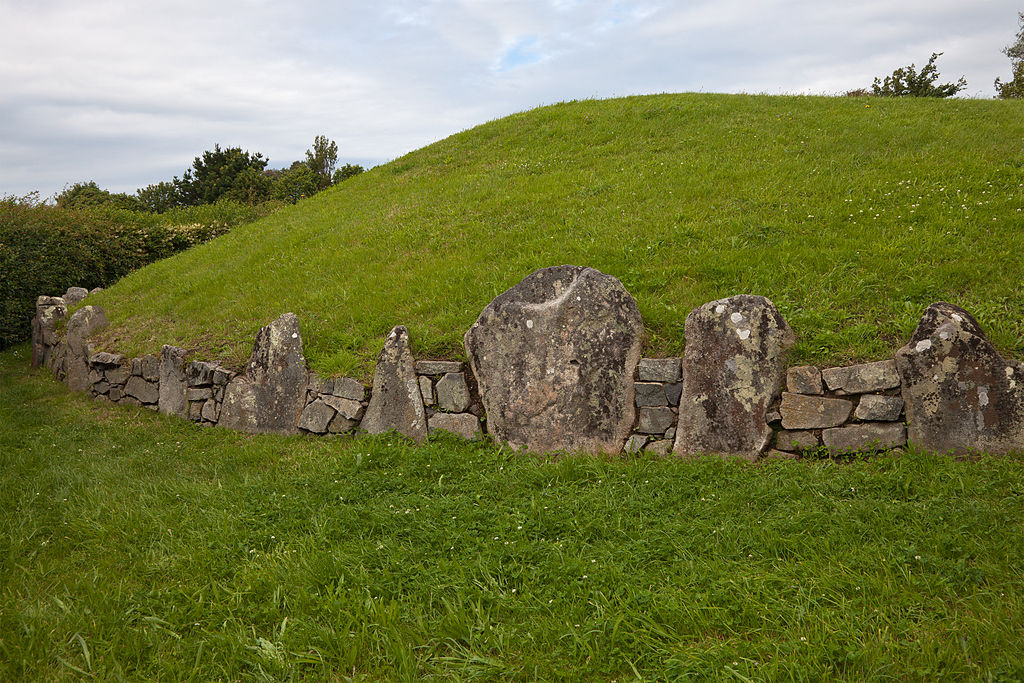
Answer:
625, 357, 682, 455
85, 352, 160, 409
298, 374, 368, 434
416, 360, 482, 440
183, 361, 235, 425
775, 360, 906, 454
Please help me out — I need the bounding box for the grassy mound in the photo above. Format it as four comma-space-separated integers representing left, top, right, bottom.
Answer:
89, 94, 1024, 378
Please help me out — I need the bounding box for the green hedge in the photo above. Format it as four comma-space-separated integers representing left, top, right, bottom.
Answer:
0, 199, 279, 348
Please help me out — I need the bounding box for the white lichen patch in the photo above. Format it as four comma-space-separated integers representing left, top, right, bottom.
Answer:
715, 305, 726, 314
737, 328, 751, 340
730, 312, 743, 324
978, 386, 990, 407
952, 313, 963, 322
916, 339, 933, 352
526, 319, 534, 329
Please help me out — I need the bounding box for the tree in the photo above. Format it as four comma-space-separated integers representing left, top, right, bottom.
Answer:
333, 163, 365, 184
270, 162, 320, 203
56, 181, 140, 211
872, 52, 966, 97
995, 12, 1024, 98
175, 144, 268, 206
305, 135, 338, 191
136, 181, 182, 213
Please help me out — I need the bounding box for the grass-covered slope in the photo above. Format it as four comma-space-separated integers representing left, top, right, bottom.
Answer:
90, 94, 1024, 377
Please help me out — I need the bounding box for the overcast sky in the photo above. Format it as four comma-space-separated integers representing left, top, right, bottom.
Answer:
1, 0, 1020, 199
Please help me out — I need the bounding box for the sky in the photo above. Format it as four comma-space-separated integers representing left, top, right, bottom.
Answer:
1, 0, 1020, 200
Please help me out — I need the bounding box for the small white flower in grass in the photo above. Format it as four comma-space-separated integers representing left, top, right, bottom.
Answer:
801, 637, 807, 642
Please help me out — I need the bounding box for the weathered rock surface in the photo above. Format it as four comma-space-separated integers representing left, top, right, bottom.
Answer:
61, 306, 109, 392
428, 412, 481, 440
634, 382, 668, 407
822, 360, 900, 395
637, 358, 681, 383
31, 296, 67, 368
855, 394, 904, 422
330, 377, 365, 401
415, 360, 463, 375
779, 393, 854, 429
786, 366, 822, 395
158, 345, 189, 418
419, 376, 434, 405
361, 325, 427, 442
219, 313, 309, 434
637, 406, 675, 434
775, 429, 819, 452
63, 287, 89, 305
895, 302, 1024, 454
322, 395, 364, 422
297, 399, 336, 433
822, 423, 907, 452
644, 439, 673, 455
436, 372, 471, 412
124, 376, 159, 404
465, 265, 642, 454
624, 434, 648, 453
674, 295, 795, 459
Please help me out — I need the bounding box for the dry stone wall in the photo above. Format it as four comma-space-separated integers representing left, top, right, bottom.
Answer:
29, 267, 1024, 458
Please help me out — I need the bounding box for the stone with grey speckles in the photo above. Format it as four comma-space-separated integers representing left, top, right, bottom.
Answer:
361, 326, 428, 442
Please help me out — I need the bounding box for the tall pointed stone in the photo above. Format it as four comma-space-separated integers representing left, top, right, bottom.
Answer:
896, 302, 1024, 455
219, 313, 309, 434
361, 325, 427, 442
60, 306, 109, 392
31, 296, 67, 369
674, 295, 795, 459
464, 265, 642, 454
158, 345, 190, 418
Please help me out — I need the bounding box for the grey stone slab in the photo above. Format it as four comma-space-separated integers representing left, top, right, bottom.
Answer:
634, 382, 668, 407
201, 399, 220, 423
89, 352, 124, 367
787, 366, 822, 394
416, 360, 463, 375
61, 306, 109, 393
186, 361, 217, 387
665, 382, 682, 406
436, 372, 471, 412
638, 406, 676, 434
124, 376, 159, 404
105, 366, 130, 386
186, 387, 213, 401
428, 412, 482, 440
822, 422, 907, 453
331, 377, 366, 401
322, 395, 364, 421
158, 345, 189, 419
775, 429, 819, 452
674, 295, 794, 459
780, 392, 853, 430
623, 434, 648, 453
297, 399, 336, 434
419, 376, 434, 405
465, 265, 642, 454
855, 394, 904, 421
328, 414, 359, 433
637, 357, 681, 382
644, 439, 673, 455
187, 401, 204, 422
822, 360, 900, 395
63, 287, 89, 305
361, 326, 427, 442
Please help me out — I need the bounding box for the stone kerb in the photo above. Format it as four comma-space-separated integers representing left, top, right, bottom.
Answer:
464, 265, 643, 454
625, 357, 682, 455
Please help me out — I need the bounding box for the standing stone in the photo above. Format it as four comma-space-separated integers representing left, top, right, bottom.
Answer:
436, 372, 471, 412
465, 265, 643, 454
674, 295, 795, 459
159, 345, 190, 418
896, 302, 1024, 455
361, 326, 427, 442
219, 313, 309, 434
61, 306, 109, 392
419, 376, 434, 405
31, 296, 67, 368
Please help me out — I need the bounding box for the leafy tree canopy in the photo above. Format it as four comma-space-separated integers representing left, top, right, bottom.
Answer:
872, 52, 966, 98
305, 135, 339, 191
176, 145, 268, 206
995, 12, 1024, 99
56, 181, 141, 211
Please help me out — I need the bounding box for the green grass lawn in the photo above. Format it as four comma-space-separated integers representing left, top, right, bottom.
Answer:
3, 345, 1023, 681
84, 93, 1024, 379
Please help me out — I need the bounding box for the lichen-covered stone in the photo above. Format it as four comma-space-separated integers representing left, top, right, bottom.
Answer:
855, 394, 904, 422
124, 376, 159, 404
415, 360, 463, 375
465, 265, 642, 454
436, 372, 471, 412
665, 383, 682, 407
637, 406, 675, 434
186, 387, 213, 401
624, 434, 647, 453
786, 366, 822, 395
674, 295, 795, 459
159, 345, 189, 418
187, 361, 217, 387
779, 392, 853, 429
428, 412, 481, 440
895, 302, 1024, 454
328, 413, 359, 433
322, 395, 364, 422
361, 325, 427, 442
822, 360, 900, 395
636, 358, 681, 383
822, 423, 907, 452
775, 429, 819, 452
89, 351, 123, 367
60, 306, 109, 392
31, 296, 67, 369
634, 382, 668, 407
201, 399, 220, 423
331, 377, 366, 401
219, 313, 310, 434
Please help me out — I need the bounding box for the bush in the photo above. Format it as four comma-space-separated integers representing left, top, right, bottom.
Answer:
0, 198, 280, 348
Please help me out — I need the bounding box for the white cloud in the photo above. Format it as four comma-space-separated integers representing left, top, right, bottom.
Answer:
0, 0, 1018, 197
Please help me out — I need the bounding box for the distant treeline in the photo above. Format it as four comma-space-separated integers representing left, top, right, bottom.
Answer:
56, 134, 364, 213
